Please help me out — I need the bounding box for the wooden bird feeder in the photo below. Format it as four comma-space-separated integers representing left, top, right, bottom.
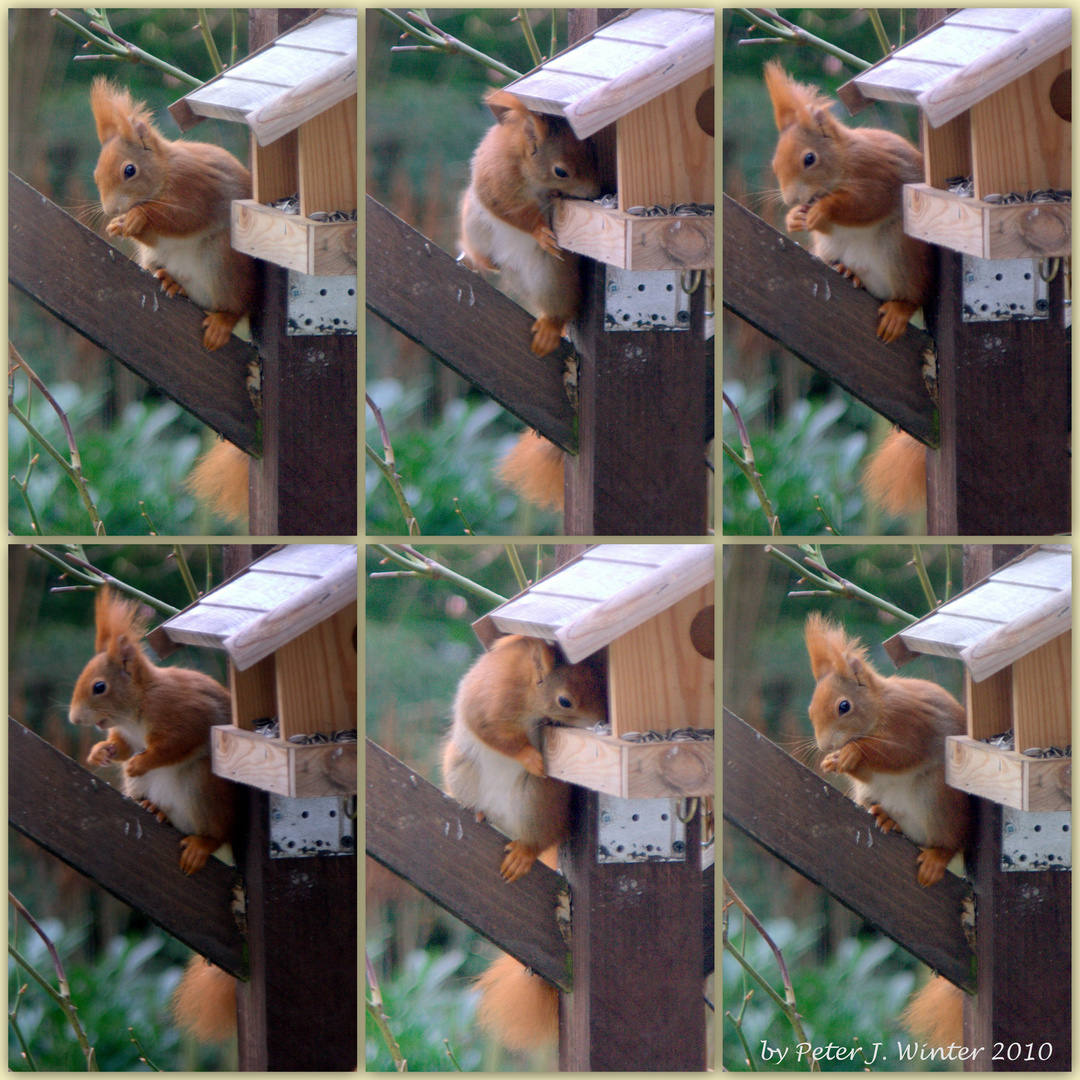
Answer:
170, 9, 357, 277
884, 544, 1071, 813
503, 7, 714, 271
473, 544, 715, 799
839, 7, 1071, 261
160, 544, 357, 799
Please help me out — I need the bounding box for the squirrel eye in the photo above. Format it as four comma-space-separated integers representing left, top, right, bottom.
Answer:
557, 694, 572, 709
838, 699, 851, 715
92, 680, 107, 696
123, 164, 136, 179
554, 165, 569, 179
803, 151, 816, 168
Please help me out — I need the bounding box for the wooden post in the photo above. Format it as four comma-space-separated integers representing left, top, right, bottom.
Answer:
247, 9, 357, 536
562, 7, 710, 536
558, 787, 706, 1070
234, 788, 357, 1071
961, 546, 1071, 1070
926, 254, 1070, 534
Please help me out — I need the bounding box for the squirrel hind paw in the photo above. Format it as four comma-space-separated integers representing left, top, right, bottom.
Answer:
916, 847, 952, 887
500, 841, 540, 882
202, 311, 241, 351
179, 835, 219, 875
877, 300, 918, 343
530, 316, 565, 356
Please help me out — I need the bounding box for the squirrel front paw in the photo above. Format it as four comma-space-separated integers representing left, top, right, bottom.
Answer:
500, 840, 540, 882
515, 744, 547, 778
153, 268, 187, 299
532, 224, 563, 259
106, 205, 149, 240
138, 798, 169, 824
785, 204, 811, 233
86, 741, 116, 767
868, 803, 900, 834
822, 741, 863, 774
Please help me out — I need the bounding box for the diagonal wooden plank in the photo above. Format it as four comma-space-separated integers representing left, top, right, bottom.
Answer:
365, 195, 575, 452
723, 708, 974, 992
722, 194, 937, 446
8, 718, 245, 976
9, 172, 258, 453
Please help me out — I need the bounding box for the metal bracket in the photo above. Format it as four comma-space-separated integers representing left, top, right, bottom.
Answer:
286, 271, 357, 336
1000, 807, 1071, 871
596, 794, 686, 863
268, 793, 356, 857
961, 255, 1049, 322
604, 266, 691, 331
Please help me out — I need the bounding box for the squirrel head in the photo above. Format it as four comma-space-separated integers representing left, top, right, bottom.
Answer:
765, 61, 847, 210
69, 589, 153, 730
505, 635, 607, 728
90, 76, 168, 217
484, 89, 601, 202
804, 613, 885, 754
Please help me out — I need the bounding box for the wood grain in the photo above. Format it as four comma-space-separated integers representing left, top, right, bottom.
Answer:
8, 717, 245, 976
724, 709, 975, 990
723, 194, 938, 445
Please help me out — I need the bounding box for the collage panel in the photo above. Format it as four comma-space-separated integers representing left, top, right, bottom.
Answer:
9, 543, 358, 1070
722, 541, 1072, 1071
366, 8, 714, 537
10, 9, 358, 539
722, 8, 1070, 536
366, 542, 715, 1070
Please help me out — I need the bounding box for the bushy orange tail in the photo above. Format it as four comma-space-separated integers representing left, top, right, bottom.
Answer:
902, 975, 964, 1050
862, 428, 926, 517
498, 432, 565, 511
171, 956, 237, 1044
186, 440, 249, 524
475, 953, 558, 1052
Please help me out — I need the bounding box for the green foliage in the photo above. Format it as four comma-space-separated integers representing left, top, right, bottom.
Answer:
723, 382, 871, 535
366, 379, 561, 536
724, 914, 952, 1073
8, 921, 230, 1072
9, 381, 203, 535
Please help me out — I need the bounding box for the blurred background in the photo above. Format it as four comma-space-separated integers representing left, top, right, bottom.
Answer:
721, 9, 926, 535
9, 9, 252, 535
366, 543, 586, 1070
723, 542, 967, 1072
366, 9, 578, 537
9, 544, 235, 1070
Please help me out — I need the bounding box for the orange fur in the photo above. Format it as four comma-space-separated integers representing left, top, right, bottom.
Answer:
475, 953, 559, 1052
185, 440, 249, 524
902, 975, 964, 1050
863, 428, 927, 518
498, 432, 566, 511
171, 956, 237, 1044
765, 61, 934, 342
805, 613, 970, 887
459, 90, 599, 357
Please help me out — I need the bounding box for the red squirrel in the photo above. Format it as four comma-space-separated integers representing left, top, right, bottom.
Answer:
459, 89, 600, 513
442, 634, 607, 1050
766, 62, 933, 517
90, 77, 253, 524
69, 587, 238, 1043
805, 612, 968, 1049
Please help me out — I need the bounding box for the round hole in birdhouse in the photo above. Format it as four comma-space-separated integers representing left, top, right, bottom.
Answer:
689, 605, 714, 660
1049, 70, 1070, 121
695, 86, 714, 138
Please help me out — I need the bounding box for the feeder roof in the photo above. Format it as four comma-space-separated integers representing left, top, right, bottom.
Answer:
161, 544, 356, 670
503, 8, 714, 139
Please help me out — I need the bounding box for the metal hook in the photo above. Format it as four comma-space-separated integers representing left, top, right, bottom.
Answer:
676, 796, 698, 823
1039, 257, 1060, 283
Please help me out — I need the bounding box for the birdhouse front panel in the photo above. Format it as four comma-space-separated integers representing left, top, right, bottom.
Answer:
968, 49, 1070, 198
607, 584, 714, 735
1011, 628, 1071, 751
615, 66, 714, 209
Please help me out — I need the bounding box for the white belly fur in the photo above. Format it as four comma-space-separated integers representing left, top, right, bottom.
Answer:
450, 721, 540, 839
814, 217, 904, 301
140, 229, 228, 312
852, 764, 941, 848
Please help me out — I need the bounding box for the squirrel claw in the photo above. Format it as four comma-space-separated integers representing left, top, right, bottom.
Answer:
877, 300, 918, 344
500, 841, 540, 882
868, 803, 900, 833
515, 745, 547, 778
139, 799, 169, 824
202, 311, 241, 351
153, 268, 187, 299
86, 741, 115, 767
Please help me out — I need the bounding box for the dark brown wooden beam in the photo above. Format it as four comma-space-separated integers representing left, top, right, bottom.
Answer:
364, 738, 571, 991
365, 195, 576, 452
723, 709, 974, 992
8, 172, 258, 453
722, 194, 937, 445
8, 718, 245, 976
